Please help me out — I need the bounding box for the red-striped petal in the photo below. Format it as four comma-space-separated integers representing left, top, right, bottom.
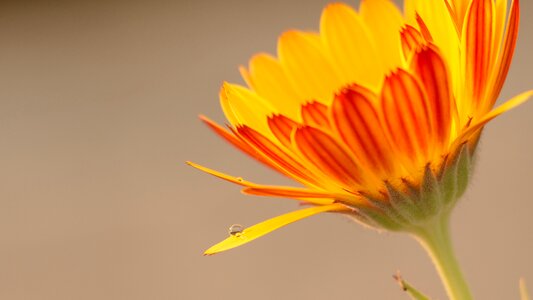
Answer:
294, 126, 363, 188
381, 69, 432, 164
331, 85, 395, 175
411, 46, 454, 148
301, 101, 331, 129
400, 25, 427, 61
268, 114, 298, 149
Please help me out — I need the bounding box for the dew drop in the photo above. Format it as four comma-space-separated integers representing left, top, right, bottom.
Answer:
228, 224, 244, 236
236, 177, 244, 182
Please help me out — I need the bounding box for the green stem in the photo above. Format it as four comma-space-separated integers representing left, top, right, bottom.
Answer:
411, 214, 473, 300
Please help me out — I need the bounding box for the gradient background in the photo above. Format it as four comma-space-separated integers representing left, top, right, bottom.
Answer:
0, 1, 531, 299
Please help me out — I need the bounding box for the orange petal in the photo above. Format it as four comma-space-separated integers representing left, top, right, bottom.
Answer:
400, 25, 427, 61
411, 46, 455, 148
204, 203, 350, 255
237, 125, 320, 187
301, 101, 331, 129
267, 114, 299, 149
242, 187, 337, 204
488, 0, 519, 108
462, 0, 494, 105
294, 126, 363, 188
381, 69, 432, 165
331, 85, 395, 175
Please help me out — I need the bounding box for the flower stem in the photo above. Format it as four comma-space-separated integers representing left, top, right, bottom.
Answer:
411, 214, 473, 300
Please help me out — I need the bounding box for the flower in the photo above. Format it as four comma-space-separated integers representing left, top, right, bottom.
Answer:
189, 0, 531, 256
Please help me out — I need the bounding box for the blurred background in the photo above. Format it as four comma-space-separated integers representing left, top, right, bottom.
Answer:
0, 0, 531, 299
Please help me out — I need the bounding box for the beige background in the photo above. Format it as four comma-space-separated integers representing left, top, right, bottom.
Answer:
0, 0, 531, 299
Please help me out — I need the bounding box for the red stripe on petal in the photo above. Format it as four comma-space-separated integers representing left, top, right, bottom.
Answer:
237, 125, 319, 186
268, 114, 298, 149
381, 69, 432, 163
301, 101, 331, 129
411, 46, 454, 148
415, 14, 434, 42
294, 126, 363, 188
463, 0, 494, 101
332, 85, 395, 175
489, 0, 520, 107
400, 25, 427, 61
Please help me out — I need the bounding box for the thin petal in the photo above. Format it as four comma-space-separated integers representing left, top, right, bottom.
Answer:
242, 187, 338, 204
204, 203, 349, 255
187, 161, 333, 206
320, 3, 382, 89
454, 90, 533, 148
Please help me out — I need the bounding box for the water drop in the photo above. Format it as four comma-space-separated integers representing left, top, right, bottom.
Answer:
236, 177, 244, 182
228, 224, 244, 236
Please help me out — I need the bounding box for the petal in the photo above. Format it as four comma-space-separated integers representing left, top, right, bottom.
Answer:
320, 3, 382, 89
267, 114, 299, 149
294, 126, 364, 189
240, 53, 302, 120
204, 203, 349, 255
487, 0, 519, 108
277, 30, 341, 103
400, 25, 427, 61
360, 0, 404, 70
381, 69, 432, 165
453, 90, 533, 148
187, 161, 333, 206
301, 101, 331, 129
237, 125, 320, 187
461, 0, 495, 109
411, 46, 456, 147
220, 82, 276, 138
331, 85, 395, 175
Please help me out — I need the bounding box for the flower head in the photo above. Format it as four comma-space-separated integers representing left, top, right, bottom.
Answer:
190, 0, 532, 255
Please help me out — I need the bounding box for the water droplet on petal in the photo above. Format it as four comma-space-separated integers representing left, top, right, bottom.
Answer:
228, 224, 244, 236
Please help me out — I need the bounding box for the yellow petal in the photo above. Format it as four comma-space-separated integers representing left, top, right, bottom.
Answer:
186, 161, 335, 206
219, 82, 276, 138
320, 3, 382, 90
360, 0, 404, 71
277, 30, 341, 104
204, 203, 349, 255
240, 53, 302, 120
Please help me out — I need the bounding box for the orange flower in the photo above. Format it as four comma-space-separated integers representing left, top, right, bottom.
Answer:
189, 0, 531, 255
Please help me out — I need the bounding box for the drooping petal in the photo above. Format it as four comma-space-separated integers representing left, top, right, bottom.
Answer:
204, 203, 350, 255
187, 161, 334, 206
381, 69, 433, 166
277, 30, 341, 103
320, 3, 382, 89
331, 85, 395, 176
453, 90, 533, 149
240, 53, 302, 120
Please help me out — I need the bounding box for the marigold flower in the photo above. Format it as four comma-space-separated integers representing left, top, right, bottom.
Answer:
189, 0, 532, 257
